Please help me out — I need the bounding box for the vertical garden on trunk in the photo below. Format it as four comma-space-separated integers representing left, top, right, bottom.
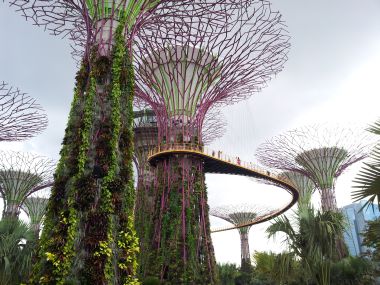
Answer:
31, 22, 139, 284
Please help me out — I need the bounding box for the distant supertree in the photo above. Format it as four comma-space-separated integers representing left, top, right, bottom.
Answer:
210, 204, 275, 272
256, 125, 376, 212
21, 197, 49, 237
0, 151, 54, 218
0, 82, 47, 141
134, 2, 289, 282
5, 0, 239, 282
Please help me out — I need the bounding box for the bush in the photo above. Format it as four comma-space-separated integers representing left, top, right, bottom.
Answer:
330, 256, 375, 285
142, 276, 161, 285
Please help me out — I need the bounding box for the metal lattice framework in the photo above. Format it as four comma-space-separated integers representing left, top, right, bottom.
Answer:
4, 1, 259, 283
134, 1, 290, 142
7, 0, 240, 58
21, 196, 49, 235
210, 204, 275, 268
131, 2, 289, 281
0, 151, 54, 218
255, 170, 315, 200
0, 82, 48, 141
256, 124, 378, 211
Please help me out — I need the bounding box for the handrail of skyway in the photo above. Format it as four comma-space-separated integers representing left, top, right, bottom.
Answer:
147, 143, 299, 233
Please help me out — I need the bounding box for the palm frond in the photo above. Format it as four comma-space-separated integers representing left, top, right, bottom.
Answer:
266, 215, 295, 242
367, 118, 380, 136
352, 161, 380, 209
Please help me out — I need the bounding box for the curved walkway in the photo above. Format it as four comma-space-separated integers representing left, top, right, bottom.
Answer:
147, 143, 299, 233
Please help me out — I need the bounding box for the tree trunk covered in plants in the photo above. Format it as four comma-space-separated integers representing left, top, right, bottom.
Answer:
239, 229, 252, 272
144, 155, 217, 284
319, 188, 338, 212
29, 24, 139, 285
3, 202, 20, 219
135, 166, 156, 278
319, 187, 348, 259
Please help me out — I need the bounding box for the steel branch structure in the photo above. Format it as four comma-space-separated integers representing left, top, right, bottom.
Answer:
135, 2, 290, 143
132, 2, 289, 282
210, 204, 274, 270
0, 151, 54, 218
6, 1, 251, 283
21, 197, 49, 237
255, 170, 315, 202
256, 125, 377, 211
7, 0, 237, 58
0, 82, 48, 141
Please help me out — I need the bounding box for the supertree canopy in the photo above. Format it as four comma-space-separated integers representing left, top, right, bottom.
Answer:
210, 204, 275, 272
0, 82, 48, 142
0, 151, 54, 218
134, 1, 289, 283
5, 0, 241, 283
279, 171, 315, 197
256, 125, 376, 212
21, 197, 49, 236
135, 3, 290, 143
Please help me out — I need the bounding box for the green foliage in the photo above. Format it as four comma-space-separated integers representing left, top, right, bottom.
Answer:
217, 263, 240, 285
266, 199, 346, 285
252, 251, 304, 285
142, 276, 161, 285
352, 118, 380, 210
362, 217, 380, 261
30, 19, 139, 284
144, 161, 217, 284
330, 256, 375, 285
0, 218, 36, 284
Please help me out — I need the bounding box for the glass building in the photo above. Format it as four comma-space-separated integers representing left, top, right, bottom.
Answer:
341, 201, 380, 256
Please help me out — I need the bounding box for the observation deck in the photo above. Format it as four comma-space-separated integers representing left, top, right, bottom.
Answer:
147, 143, 299, 233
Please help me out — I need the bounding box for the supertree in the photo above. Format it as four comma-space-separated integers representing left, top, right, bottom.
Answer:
21, 197, 49, 237
255, 170, 315, 203
0, 151, 54, 219
210, 204, 277, 272
133, 108, 225, 277
256, 125, 376, 212
0, 82, 48, 142
134, 2, 290, 282
5, 0, 240, 283
279, 171, 315, 198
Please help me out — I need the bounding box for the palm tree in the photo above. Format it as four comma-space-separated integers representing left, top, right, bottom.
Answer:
0, 218, 36, 284
266, 198, 346, 285
352, 118, 380, 210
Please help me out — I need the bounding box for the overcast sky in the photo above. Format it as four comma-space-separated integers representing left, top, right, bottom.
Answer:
1, 0, 380, 266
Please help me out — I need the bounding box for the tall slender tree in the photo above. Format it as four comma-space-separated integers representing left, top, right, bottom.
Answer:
6, 1, 240, 283
256, 125, 376, 212
134, 1, 289, 282
210, 204, 276, 272
0, 151, 54, 219
21, 197, 49, 238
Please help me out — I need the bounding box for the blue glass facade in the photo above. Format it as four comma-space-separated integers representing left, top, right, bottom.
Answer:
341, 201, 380, 256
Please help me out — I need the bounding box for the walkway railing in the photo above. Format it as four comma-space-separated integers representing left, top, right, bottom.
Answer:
147, 143, 299, 233
148, 143, 294, 188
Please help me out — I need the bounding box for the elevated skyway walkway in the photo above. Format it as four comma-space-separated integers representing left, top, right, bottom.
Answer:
147, 143, 299, 233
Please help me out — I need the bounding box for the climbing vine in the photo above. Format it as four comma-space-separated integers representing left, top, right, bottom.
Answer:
30, 19, 139, 284
143, 156, 218, 284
